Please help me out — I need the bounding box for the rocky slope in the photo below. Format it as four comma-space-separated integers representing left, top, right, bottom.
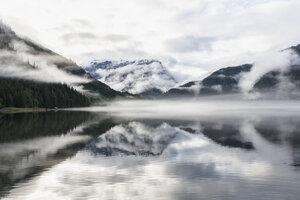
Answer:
84, 59, 177, 97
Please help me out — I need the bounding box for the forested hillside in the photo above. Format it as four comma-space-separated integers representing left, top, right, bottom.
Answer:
0, 22, 126, 105
0, 78, 91, 108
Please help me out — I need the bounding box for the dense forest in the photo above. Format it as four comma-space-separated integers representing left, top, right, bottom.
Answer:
0, 78, 91, 108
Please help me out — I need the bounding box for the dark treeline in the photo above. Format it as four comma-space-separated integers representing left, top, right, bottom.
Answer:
0, 111, 92, 142
0, 78, 91, 108
0, 111, 93, 197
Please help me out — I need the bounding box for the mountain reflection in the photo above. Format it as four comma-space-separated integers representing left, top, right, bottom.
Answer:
2, 112, 300, 200
86, 122, 181, 156
253, 117, 300, 166
83, 116, 300, 167
85, 119, 256, 157
196, 121, 254, 149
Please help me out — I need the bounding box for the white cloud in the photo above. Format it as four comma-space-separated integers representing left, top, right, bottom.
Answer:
165, 36, 216, 53
0, 0, 300, 83
239, 49, 295, 93
0, 40, 90, 85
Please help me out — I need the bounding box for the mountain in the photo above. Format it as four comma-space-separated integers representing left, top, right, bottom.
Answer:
0, 78, 91, 108
0, 22, 125, 108
83, 59, 177, 97
164, 64, 252, 97
164, 45, 300, 98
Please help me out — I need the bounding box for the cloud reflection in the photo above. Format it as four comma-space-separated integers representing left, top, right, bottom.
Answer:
3, 114, 300, 200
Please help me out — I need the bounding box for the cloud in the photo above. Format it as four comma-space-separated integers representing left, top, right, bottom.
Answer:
74, 48, 148, 66
104, 34, 131, 42
0, 39, 91, 86
50, 19, 92, 33
0, 52, 89, 85
71, 19, 92, 27
60, 32, 98, 44
239, 49, 300, 93
1, 0, 300, 82
165, 36, 216, 53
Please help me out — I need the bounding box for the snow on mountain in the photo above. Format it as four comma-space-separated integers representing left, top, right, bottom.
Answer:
84, 59, 177, 95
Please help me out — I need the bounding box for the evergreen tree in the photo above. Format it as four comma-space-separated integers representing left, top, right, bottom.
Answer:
0, 78, 91, 108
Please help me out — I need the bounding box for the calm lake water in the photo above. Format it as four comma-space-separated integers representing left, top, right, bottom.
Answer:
1, 103, 300, 200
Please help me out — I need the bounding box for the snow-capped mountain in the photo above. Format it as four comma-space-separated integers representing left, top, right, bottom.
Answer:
84, 59, 177, 96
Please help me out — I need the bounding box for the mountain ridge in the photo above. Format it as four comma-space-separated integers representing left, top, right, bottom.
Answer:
163, 45, 300, 99
0, 22, 128, 102
84, 59, 177, 97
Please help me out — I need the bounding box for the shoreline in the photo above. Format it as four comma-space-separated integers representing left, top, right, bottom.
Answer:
0, 107, 49, 114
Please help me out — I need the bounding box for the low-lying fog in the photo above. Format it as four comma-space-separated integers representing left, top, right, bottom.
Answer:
69, 97, 300, 119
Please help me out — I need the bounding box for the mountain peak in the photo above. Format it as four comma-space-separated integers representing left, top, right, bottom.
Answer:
0, 20, 14, 35
291, 44, 300, 55
89, 59, 161, 70
84, 59, 177, 95
135, 59, 161, 65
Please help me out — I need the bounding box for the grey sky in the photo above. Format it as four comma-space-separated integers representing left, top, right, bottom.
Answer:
0, 0, 300, 82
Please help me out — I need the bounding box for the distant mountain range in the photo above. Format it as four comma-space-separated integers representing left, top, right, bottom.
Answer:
83, 44, 300, 99
83, 59, 177, 97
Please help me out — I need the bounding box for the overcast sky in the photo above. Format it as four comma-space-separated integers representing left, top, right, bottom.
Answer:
1, 0, 300, 82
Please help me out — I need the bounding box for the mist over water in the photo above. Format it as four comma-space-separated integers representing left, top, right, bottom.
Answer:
71, 98, 300, 118
1, 103, 300, 200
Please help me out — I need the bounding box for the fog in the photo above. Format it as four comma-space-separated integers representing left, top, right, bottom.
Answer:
69, 98, 300, 119
239, 49, 300, 94
0, 54, 89, 84
0, 40, 91, 90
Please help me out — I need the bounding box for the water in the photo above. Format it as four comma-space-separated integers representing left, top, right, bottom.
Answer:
1, 103, 300, 200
